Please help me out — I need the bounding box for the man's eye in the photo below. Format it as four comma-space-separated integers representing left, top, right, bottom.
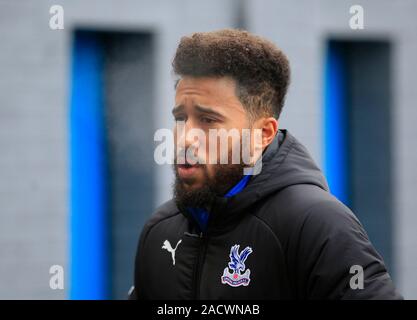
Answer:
200, 117, 216, 124
174, 116, 186, 122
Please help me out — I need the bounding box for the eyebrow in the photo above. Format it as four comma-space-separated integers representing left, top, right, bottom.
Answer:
172, 104, 225, 119
172, 104, 184, 116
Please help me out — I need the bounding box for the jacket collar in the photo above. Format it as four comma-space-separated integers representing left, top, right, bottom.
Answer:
179, 128, 329, 235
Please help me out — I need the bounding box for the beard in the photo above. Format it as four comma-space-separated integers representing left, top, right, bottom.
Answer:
173, 161, 246, 211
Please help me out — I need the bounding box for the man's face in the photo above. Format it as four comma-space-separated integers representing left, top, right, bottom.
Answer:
172, 76, 251, 203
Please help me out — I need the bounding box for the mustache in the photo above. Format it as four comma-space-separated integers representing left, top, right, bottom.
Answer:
174, 147, 206, 165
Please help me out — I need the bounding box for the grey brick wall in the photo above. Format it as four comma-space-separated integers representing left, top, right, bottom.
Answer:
0, 0, 68, 299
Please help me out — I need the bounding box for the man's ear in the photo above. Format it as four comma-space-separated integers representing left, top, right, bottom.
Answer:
259, 117, 278, 150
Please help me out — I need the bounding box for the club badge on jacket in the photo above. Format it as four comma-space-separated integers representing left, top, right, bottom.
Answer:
221, 244, 253, 287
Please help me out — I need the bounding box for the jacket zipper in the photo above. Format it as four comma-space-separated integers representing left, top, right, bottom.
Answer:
192, 231, 210, 299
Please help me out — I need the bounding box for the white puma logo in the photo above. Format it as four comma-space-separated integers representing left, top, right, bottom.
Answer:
162, 239, 182, 266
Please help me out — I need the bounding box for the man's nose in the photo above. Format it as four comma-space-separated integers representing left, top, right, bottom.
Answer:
177, 119, 200, 149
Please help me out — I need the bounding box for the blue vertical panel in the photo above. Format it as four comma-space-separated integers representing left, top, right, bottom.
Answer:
324, 42, 349, 205
69, 31, 109, 299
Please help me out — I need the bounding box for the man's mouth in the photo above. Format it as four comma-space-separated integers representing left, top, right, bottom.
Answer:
176, 163, 201, 179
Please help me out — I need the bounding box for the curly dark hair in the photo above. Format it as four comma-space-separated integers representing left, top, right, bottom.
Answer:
172, 28, 290, 120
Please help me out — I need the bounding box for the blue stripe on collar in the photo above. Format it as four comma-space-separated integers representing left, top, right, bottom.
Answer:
187, 173, 252, 232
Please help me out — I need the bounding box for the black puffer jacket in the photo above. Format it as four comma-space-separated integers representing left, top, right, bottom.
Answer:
131, 129, 402, 299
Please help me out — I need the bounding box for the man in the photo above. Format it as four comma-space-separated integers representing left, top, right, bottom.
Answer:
130, 29, 402, 299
